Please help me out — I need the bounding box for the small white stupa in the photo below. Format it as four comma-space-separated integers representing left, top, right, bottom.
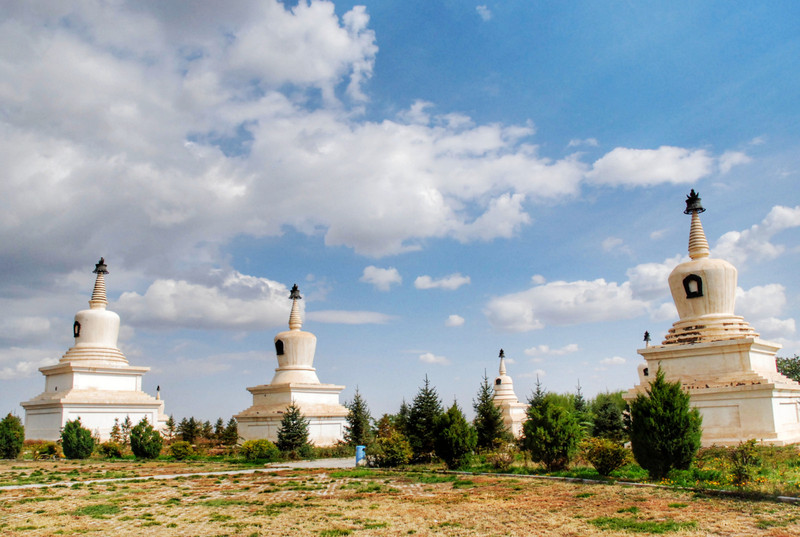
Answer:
626, 191, 800, 445
493, 349, 527, 438
235, 284, 348, 446
21, 258, 167, 440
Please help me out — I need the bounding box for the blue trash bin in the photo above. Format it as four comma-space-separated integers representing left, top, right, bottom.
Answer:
355, 445, 366, 466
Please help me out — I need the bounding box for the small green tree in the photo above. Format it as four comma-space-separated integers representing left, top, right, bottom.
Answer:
344, 387, 373, 446
591, 392, 626, 442
200, 420, 214, 441
121, 416, 133, 447
627, 368, 702, 480
222, 418, 239, 446
473, 373, 510, 450
407, 376, 444, 462
213, 418, 225, 444
0, 413, 25, 459
61, 419, 95, 459
434, 401, 477, 469
394, 399, 411, 437
367, 419, 412, 468
522, 391, 582, 472
109, 418, 123, 444
277, 402, 310, 453
177, 417, 199, 443
130, 418, 163, 459
164, 415, 176, 443
169, 440, 194, 460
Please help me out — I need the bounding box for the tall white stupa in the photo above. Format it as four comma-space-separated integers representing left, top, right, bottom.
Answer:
626, 191, 800, 445
21, 258, 167, 441
493, 349, 527, 438
235, 284, 348, 446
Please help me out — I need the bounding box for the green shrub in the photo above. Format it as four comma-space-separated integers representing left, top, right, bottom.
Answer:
434, 402, 477, 469
627, 368, 702, 480
0, 413, 25, 459
730, 439, 760, 489
33, 441, 62, 459
130, 418, 163, 459
582, 437, 630, 476
240, 439, 280, 462
367, 430, 412, 468
98, 441, 124, 458
486, 442, 517, 472
522, 391, 582, 472
61, 419, 95, 459
169, 440, 194, 460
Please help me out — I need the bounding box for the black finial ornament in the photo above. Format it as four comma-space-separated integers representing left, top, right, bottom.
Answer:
93, 257, 109, 274
289, 284, 302, 300
644, 331, 651, 343
684, 189, 706, 215
499, 349, 505, 358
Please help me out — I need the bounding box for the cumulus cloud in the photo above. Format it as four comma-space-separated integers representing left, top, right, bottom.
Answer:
718, 151, 752, 174
115, 271, 290, 330
735, 284, 795, 339
445, 314, 465, 327
714, 205, 800, 266
626, 255, 683, 301
419, 352, 450, 365
485, 279, 648, 332
307, 310, 394, 324
524, 343, 579, 357
600, 356, 626, 365
360, 266, 402, 291
587, 146, 714, 186
0, 347, 59, 380
415, 273, 471, 290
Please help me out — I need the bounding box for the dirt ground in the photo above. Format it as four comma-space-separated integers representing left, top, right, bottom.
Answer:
1, 461, 800, 536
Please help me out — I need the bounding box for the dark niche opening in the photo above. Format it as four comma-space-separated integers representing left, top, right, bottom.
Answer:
275, 339, 284, 356
73, 321, 81, 338
495, 378, 502, 385
682, 274, 703, 299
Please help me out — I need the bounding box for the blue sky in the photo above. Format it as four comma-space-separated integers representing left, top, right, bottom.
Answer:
1, 1, 798, 423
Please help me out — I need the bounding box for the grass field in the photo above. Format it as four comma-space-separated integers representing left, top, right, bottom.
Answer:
2, 460, 800, 536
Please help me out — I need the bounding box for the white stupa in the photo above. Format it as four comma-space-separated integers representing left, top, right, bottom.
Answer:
626, 191, 800, 445
493, 349, 527, 438
235, 284, 348, 446
21, 258, 167, 441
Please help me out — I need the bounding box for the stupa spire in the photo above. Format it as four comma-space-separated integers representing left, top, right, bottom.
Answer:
288, 284, 303, 330
498, 348, 507, 376
684, 189, 710, 260
89, 258, 109, 309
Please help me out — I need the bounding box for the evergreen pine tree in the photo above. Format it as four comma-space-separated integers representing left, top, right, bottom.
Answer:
213, 418, 225, 444
61, 418, 95, 459
344, 387, 373, 446
628, 368, 702, 479
277, 402, 310, 452
522, 388, 582, 471
109, 418, 123, 444
591, 392, 626, 441
472, 372, 509, 450
407, 376, 444, 462
177, 417, 199, 443
121, 416, 133, 447
435, 401, 478, 469
222, 418, 239, 446
0, 413, 25, 459
201, 420, 214, 440
395, 399, 410, 437
164, 415, 176, 442
130, 417, 163, 459
572, 381, 594, 434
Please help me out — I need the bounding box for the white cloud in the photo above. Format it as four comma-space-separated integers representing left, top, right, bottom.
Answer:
360, 266, 402, 291
0, 316, 52, 342
445, 314, 465, 327
307, 310, 394, 324
476, 5, 492, 21
419, 352, 450, 365
718, 151, 751, 174
626, 255, 683, 301
587, 146, 714, 186
602, 236, 624, 252
485, 279, 648, 332
524, 343, 579, 357
568, 138, 598, 147
735, 284, 795, 339
531, 274, 547, 285
714, 205, 800, 266
600, 356, 626, 365
115, 271, 290, 330
415, 273, 471, 290
0, 347, 59, 380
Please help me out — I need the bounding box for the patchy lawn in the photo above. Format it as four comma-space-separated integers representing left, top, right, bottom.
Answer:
1, 462, 800, 536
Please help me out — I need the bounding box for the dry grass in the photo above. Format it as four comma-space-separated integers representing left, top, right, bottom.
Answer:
2, 462, 800, 536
